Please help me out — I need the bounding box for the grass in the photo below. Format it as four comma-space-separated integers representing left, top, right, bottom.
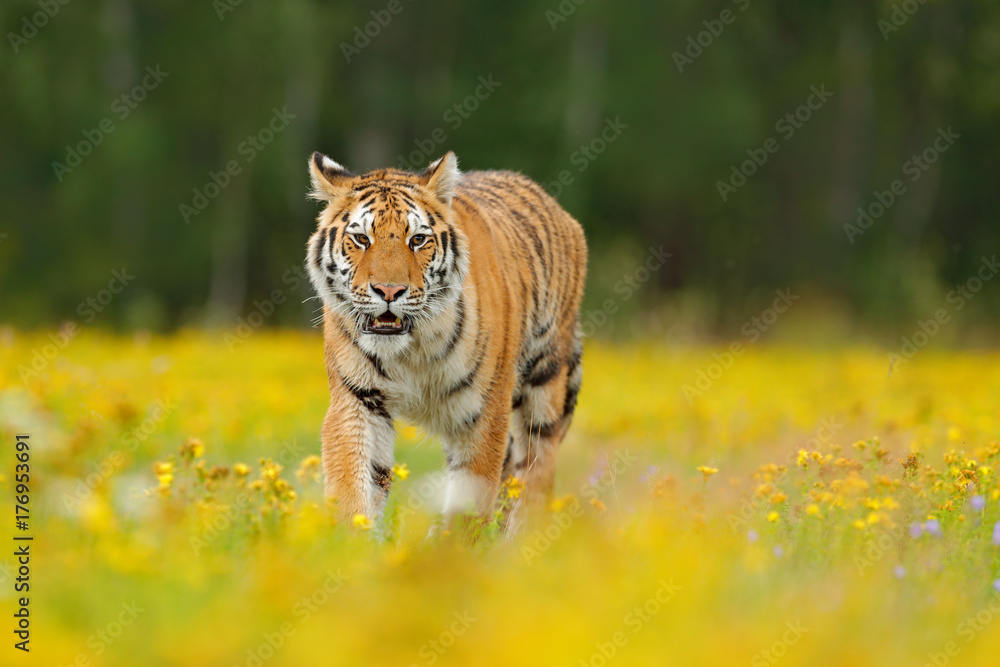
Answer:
1, 328, 1000, 666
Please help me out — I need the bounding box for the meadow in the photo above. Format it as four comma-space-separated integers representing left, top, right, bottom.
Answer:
2, 328, 1000, 666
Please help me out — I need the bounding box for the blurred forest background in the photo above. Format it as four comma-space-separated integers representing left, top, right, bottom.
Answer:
1, 0, 998, 341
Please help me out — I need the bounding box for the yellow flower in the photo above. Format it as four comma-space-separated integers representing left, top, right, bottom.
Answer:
181, 438, 205, 459
295, 456, 323, 485
755, 483, 775, 498
947, 426, 961, 443
392, 463, 410, 481
549, 495, 576, 512
766, 511, 780, 523
351, 514, 372, 530
233, 463, 250, 476
261, 460, 283, 481
852, 519, 866, 530
770, 492, 787, 504
696, 466, 719, 481
153, 461, 173, 476
805, 504, 821, 518
797, 449, 809, 467
503, 476, 525, 500
590, 497, 607, 512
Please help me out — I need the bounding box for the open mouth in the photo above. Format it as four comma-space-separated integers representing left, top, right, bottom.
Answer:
361, 311, 412, 336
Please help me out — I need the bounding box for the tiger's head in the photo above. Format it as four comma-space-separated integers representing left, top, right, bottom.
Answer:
305, 151, 467, 357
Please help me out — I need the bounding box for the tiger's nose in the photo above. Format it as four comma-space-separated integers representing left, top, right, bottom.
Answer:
372, 283, 406, 303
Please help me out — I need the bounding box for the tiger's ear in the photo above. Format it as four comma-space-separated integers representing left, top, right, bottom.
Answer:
309, 152, 354, 202
421, 152, 460, 204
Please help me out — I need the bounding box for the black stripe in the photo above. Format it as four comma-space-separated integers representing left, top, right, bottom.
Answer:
337, 322, 389, 378
439, 230, 450, 267
311, 235, 323, 269
528, 360, 561, 387
444, 348, 486, 396
529, 420, 560, 439
520, 222, 548, 271
566, 348, 582, 375
460, 408, 483, 431
343, 380, 391, 420
534, 319, 553, 339
448, 236, 461, 275
436, 297, 466, 360
360, 348, 388, 378
373, 464, 392, 493
563, 384, 580, 418
520, 351, 545, 385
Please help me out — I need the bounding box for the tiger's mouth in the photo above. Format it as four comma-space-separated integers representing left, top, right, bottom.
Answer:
361, 311, 412, 336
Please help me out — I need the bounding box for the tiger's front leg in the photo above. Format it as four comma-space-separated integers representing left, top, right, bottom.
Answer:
320, 377, 396, 521
437, 386, 512, 534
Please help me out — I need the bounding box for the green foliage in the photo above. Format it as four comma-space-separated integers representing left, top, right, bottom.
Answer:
1, 0, 998, 332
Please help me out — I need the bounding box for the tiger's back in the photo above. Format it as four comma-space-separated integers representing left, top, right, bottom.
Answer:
452, 170, 587, 489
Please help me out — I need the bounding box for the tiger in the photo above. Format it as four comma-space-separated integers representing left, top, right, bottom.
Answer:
304, 151, 587, 531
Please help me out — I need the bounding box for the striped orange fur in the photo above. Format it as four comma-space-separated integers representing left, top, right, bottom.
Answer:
305, 151, 587, 530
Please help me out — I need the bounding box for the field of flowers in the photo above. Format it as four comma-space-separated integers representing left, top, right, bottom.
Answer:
1, 327, 1000, 666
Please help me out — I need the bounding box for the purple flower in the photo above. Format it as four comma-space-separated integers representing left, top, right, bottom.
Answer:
909, 522, 924, 539
640, 465, 660, 483
992, 521, 1000, 547
894, 565, 907, 579
773, 546, 784, 558
747, 529, 759, 543
994, 579, 1000, 594
924, 519, 942, 537
971, 495, 986, 512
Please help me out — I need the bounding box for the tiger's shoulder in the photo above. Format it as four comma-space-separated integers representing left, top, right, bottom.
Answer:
452, 169, 586, 249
